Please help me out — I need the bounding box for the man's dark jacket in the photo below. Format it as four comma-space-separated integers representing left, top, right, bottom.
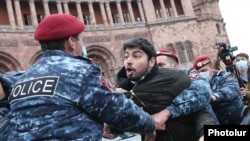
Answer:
116, 66, 190, 114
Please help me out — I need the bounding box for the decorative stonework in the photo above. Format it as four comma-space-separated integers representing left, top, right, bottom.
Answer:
23, 39, 39, 46
83, 35, 111, 43
0, 0, 229, 74
0, 39, 18, 47
114, 31, 149, 40
0, 51, 21, 72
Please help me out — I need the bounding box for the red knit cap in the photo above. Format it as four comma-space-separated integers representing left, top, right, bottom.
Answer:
193, 55, 211, 70
34, 14, 85, 41
157, 49, 179, 63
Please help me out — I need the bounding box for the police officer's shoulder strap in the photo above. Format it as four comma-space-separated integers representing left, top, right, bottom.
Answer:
75, 56, 92, 63
216, 70, 224, 76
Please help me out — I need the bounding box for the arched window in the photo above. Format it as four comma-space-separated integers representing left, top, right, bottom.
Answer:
185, 40, 194, 62
176, 42, 186, 63
216, 23, 221, 35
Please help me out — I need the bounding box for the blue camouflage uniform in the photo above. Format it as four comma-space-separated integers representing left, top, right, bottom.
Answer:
8, 50, 155, 141
166, 68, 219, 139
0, 71, 24, 141
168, 68, 215, 119
0, 106, 9, 141
167, 77, 211, 118
209, 70, 245, 124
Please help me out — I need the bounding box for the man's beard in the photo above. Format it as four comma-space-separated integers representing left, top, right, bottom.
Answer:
128, 76, 142, 81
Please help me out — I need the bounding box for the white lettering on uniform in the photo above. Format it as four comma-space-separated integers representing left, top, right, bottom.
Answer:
43, 79, 55, 93
12, 85, 22, 97
33, 80, 43, 93
9, 76, 59, 103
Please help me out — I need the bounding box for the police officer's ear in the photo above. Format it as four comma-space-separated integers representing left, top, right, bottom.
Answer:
64, 36, 78, 55
67, 36, 78, 50
173, 63, 179, 68
0, 82, 6, 100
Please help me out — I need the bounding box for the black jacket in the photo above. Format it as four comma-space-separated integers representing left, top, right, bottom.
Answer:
116, 65, 191, 114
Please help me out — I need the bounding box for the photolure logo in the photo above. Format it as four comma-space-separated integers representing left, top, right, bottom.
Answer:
204, 125, 250, 140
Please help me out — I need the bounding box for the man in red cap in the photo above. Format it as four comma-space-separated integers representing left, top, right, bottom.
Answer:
156, 49, 179, 68
7, 14, 159, 140
193, 55, 212, 71
193, 55, 247, 125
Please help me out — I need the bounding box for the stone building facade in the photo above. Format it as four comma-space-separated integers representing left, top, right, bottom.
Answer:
0, 0, 229, 85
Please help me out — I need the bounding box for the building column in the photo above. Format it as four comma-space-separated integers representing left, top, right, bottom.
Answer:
127, 0, 135, 24
159, 0, 167, 19
180, 0, 195, 17
14, 0, 23, 30
170, 0, 178, 17
42, 0, 50, 16
56, 0, 63, 14
63, 1, 69, 14
105, 0, 113, 27
5, 0, 16, 30
116, 0, 124, 25
29, 0, 38, 27
99, 1, 108, 27
76, 1, 84, 22
88, 1, 96, 28
137, 0, 145, 23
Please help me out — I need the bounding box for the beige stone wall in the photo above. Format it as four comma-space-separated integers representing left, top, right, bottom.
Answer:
0, 32, 41, 71
0, 0, 230, 84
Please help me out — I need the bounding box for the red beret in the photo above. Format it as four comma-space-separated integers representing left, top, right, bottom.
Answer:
157, 49, 179, 63
193, 55, 211, 70
34, 14, 85, 41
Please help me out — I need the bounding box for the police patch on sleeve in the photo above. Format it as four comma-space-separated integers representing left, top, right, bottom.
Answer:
0, 115, 9, 131
188, 72, 200, 80
9, 76, 59, 103
225, 74, 235, 82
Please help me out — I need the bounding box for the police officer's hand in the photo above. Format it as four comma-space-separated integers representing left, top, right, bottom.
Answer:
0, 82, 6, 100
211, 95, 216, 101
151, 109, 171, 130
102, 123, 118, 139
240, 87, 247, 97
144, 131, 156, 141
115, 88, 128, 93
199, 135, 204, 141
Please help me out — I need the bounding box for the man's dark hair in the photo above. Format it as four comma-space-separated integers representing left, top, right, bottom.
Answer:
236, 53, 249, 60
123, 38, 156, 60
40, 35, 79, 51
